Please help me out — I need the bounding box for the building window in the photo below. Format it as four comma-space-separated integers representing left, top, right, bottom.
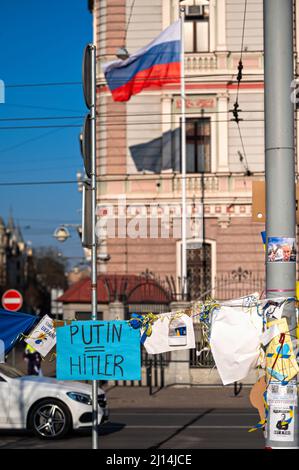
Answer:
183, 117, 211, 173
185, 5, 210, 53
187, 242, 212, 300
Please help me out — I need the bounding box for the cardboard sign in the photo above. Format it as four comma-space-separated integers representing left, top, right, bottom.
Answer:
249, 376, 267, 421
266, 318, 299, 383
25, 314, 56, 357
56, 321, 141, 381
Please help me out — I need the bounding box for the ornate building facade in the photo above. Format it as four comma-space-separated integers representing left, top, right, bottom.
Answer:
88, 0, 298, 301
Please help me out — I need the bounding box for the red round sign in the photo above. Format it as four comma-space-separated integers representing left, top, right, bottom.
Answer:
2, 289, 23, 312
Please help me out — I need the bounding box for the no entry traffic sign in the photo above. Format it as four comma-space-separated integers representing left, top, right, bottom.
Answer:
2, 289, 23, 312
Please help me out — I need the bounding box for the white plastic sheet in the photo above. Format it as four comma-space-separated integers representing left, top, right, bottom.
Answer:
143, 312, 195, 355
210, 298, 263, 385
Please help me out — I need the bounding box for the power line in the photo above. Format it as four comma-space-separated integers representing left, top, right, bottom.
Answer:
0, 110, 264, 122
0, 115, 84, 122
231, 0, 250, 176
2, 74, 263, 90
0, 124, 82, 130
0, 118, 266, 131
6, 81, 81, 89
0, 172, 267, 188
2, 164, 79, 174
0, 180, 77, 186
97, 109, 264, 118
236, 0, 248, 104
124, 0, 137, 45
97, 74, 263, 84
96, 118, 265, 127
5, 102, 84, 113
0, 155, 82, 165
0, 127, 73, 154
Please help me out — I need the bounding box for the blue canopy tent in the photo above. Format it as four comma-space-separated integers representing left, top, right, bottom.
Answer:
0, 309, 37, 354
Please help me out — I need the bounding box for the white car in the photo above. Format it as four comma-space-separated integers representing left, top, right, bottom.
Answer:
0, 363, 109, 439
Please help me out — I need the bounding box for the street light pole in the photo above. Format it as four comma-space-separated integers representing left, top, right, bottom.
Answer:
90, 44, 98, 451
180, 5, 187, 301
264, 0, 298, 448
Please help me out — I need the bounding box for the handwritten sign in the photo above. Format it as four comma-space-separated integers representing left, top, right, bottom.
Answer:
56, 321, 141, 381
25, 314, 56, 357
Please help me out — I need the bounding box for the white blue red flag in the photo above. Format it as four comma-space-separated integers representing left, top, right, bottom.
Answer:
102, 21, 181, 102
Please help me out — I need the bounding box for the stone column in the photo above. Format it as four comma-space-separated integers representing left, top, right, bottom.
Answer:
161, 94, 174, 172
107, 301, 125, 320
166, 301, 191, 387
217, 93, 229, 172
215, 0, 227, 52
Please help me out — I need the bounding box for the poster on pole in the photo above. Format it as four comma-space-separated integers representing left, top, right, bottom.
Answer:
269, 405, 295, 442
56, 321, 141, 381
267, 237, 296, 262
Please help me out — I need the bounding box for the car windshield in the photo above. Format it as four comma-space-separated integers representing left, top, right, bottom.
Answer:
0, 363, 25, 378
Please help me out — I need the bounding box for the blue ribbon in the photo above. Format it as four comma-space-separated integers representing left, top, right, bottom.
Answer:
129, 313, 155, 345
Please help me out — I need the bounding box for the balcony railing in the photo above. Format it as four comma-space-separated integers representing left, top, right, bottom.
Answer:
172, 174, 219, 192
185, 53, 218, 72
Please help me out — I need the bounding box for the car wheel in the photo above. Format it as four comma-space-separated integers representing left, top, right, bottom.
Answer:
28, 399, 72, 440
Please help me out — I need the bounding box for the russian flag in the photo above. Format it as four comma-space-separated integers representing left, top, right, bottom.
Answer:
102, 21, 181, 102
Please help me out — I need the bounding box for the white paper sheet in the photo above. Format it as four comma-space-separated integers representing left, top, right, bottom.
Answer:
143, 312, 195, 355
260, 325, 280, 346
210, 304, 262, 385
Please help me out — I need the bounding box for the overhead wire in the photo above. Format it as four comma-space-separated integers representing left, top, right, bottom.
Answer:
0, 109, 265, 121
0, 171, 270, 187
5, 102, 85, 113
0, 115, 84, 122
6, 81, 81, 88
0, 124, 82, 130
231, 0, 251, 176
124, 0, 137, 46
0, 127, 77, 155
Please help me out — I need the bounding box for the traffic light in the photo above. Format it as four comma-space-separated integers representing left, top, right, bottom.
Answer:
81, 180, 92, 248
81, 44, 93, 179
80, 44, 96, 248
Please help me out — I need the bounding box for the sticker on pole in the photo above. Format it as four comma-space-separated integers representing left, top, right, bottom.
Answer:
2, 289, 23, 312
269, 405, 295, 442
25, 315, 56, 358
268, 381, 298, 407
267, 237, 296, 262
56, 321, 141, 381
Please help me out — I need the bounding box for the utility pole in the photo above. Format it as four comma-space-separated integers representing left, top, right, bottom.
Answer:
264, 0, 298, 448
82, 43, 98, 450
180, 5, 187, 301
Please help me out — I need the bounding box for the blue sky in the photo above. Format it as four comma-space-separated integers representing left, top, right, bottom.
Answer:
0, 0, 92, 264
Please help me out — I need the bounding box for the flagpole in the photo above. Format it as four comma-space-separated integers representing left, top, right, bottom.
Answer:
180, 6, 187, 300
